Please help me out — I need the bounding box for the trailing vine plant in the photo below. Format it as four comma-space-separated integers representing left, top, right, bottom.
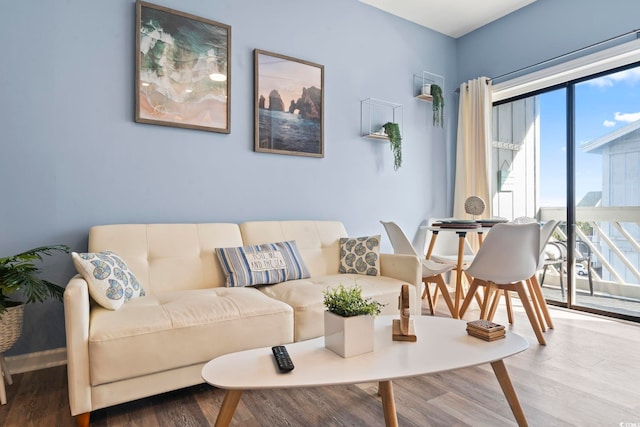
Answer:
382, 121, 402, 171
430, 84, 444, 127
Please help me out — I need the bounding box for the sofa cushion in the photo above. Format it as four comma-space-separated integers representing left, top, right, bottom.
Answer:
258, 273, 414, 341
215, 241, 311, 287
239, 221, 348, 277
72, 251, 146, 310
88, 287, 293, 386
88, 223, 245, 295
339, 235, 381, 276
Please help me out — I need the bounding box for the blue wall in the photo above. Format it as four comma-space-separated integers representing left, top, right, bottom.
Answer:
456, 0, 640, 86
1, 0, 456, 355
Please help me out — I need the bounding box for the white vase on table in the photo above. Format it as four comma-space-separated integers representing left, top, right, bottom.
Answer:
324, 311, 374, 358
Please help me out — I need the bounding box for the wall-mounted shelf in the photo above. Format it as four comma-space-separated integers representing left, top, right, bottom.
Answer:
360, 98, 403, 140
413, 71, 445, 101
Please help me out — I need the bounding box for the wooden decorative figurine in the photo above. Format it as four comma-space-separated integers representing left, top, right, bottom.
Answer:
392, 284, 417, 342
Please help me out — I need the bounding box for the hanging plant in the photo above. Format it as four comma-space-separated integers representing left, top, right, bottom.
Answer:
382, 122, 402, 171
430, 84, 444, 127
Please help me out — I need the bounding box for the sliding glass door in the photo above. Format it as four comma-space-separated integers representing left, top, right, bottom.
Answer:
574, 67, 640, 317
492, 63, 640, 321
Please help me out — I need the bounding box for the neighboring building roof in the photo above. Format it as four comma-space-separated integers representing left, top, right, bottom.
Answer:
577, 191, 602, 207
581, 119, 640, 153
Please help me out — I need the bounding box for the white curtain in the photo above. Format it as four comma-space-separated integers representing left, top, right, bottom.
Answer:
453, 76, 493, 219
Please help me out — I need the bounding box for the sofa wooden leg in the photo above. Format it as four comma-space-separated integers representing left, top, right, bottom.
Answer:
76, 412, 90, 427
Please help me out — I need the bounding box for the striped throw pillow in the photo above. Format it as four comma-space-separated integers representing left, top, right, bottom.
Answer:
215, 240, 311, 287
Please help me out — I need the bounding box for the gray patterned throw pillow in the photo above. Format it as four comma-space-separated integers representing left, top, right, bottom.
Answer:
339, 235, 380, 276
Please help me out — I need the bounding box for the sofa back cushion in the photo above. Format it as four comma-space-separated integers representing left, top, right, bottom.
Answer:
239, 221, 347, 277
88, 223, 243, 295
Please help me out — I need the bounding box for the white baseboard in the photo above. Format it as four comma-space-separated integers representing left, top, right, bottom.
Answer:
5, 347, 67, 375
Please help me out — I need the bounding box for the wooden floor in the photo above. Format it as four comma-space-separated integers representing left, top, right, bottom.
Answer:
2, 296, 640, 427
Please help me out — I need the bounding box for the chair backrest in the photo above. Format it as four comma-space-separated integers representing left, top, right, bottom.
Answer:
465, 222, 540, 284
539, 220, 559, 250
380, 221, 418, 257
512, 216, 537, 224
538, 220, 562, 268
423, 218, 475, 257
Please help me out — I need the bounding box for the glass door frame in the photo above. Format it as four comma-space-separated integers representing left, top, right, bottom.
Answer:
492, 62, 640, 323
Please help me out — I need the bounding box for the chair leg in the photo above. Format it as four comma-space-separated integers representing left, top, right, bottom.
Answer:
480, 284, 496, 320
529, 275, 554, 329
421, 280, 435, 315
515, 283, 546, 345
435, 275, 456, 319
432, 285, 440, 311
488, 289, 501, 321
504, 291, 514, 325
463, 272, 484, 308
459, 279, 482, 319
526, 279, 546, 332
559, 263, 565, 299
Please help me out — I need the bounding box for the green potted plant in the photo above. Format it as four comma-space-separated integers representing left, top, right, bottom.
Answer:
0, 245, 69, 354
430, 84, 444, 127
382, 122, 402, 171
323, 284, 385, 358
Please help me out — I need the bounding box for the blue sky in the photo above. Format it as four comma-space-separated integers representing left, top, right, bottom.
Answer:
538, 66, 640, 206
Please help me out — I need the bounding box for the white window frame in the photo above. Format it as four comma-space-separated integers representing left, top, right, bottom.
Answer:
492, 38, 640, 102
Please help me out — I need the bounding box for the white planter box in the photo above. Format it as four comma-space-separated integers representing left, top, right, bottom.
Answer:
324, 311, 374, 358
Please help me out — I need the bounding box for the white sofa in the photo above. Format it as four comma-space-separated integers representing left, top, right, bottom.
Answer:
64, 220, 421, 425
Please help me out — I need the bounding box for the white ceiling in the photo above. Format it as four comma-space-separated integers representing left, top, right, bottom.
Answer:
359, 0, 537, 38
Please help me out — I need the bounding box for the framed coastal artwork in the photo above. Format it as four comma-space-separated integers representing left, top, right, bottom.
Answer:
254, 49, 324, 157
135, 1, 231, 133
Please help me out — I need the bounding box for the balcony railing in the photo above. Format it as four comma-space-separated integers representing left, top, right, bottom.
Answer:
538, 206, 640, 311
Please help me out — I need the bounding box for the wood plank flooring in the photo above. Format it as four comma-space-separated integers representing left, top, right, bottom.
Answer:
1, 297, 639, 426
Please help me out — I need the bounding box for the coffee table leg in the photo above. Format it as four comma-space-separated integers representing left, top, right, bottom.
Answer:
490, 360, 528, 427
378, 380, 398, 427
215, 389, 243, 427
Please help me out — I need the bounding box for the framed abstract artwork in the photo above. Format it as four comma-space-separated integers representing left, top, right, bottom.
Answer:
254, 49, 324, 157
135, 1, 231, 133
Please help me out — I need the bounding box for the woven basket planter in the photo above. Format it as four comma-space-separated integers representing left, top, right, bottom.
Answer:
0, 304, 24, 353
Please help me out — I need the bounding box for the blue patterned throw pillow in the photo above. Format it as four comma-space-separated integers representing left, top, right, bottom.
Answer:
339, 235, 380, 276
72, 251, 146, 310
215, 240, 311, 287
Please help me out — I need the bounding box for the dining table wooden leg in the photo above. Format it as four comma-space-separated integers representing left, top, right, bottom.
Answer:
453, 234, 466, 317
491, 360, 528, 427
215, 389, 243, 427
425, 231, 438, 260
379, 380, 398, 427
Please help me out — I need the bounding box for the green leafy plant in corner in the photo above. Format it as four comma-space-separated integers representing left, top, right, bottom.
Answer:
0, 245, 70, 317
382, 121, 402, 171
430, 84, 444, 127
323, 284, 385, 317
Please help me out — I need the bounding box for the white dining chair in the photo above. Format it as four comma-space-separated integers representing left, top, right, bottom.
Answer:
380, 221, 457, 317
530, 219, 560, 329
487, 219, 559, 330
458, 222, 546, 345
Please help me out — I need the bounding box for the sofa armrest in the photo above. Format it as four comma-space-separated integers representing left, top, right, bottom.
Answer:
379, 253, 422, 315
63, 275, 92, 416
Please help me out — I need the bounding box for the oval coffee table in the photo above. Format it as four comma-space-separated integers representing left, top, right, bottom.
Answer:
202, 315, 529, 426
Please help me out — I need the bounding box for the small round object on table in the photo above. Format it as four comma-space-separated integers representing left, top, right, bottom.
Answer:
464, 196, 486, 216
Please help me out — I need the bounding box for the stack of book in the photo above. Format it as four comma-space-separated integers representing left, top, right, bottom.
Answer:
466, 319, 506, 341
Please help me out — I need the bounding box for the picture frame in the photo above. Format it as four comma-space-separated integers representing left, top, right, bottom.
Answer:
254, 49, 324, 157
135, 1, 231, 133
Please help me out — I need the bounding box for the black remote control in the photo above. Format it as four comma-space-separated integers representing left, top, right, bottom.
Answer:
271, 345, 294, 373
